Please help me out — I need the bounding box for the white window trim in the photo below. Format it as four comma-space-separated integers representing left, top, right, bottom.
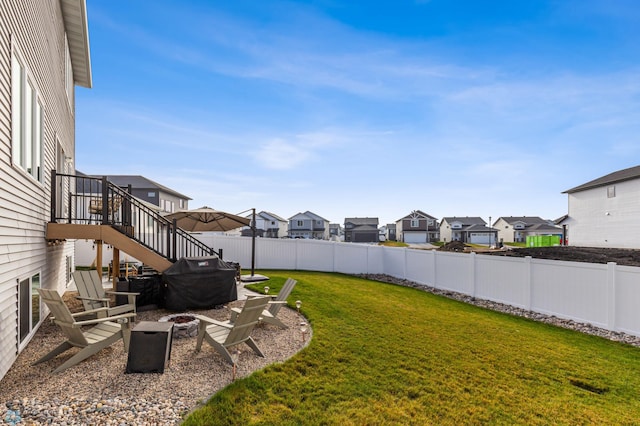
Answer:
11, 45, 44, 184
64, 34, 74, 111
17, 271, 42, 351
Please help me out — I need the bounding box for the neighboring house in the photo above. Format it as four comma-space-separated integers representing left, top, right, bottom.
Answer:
560, 165, 640, 248
386, 223, 397, 241
241, 211, 288, 238
439, 217, 497, 245
288, 211, 330, 239
344, 217, 379, 243
91, 174, 191, 214
329, 223, 343, 241
395, 210, 439, 243
378, 225, 387, 242
0, 0, 92, 381
494, 216, 562, 244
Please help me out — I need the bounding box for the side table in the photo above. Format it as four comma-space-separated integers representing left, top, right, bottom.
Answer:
126, 321, 174, 373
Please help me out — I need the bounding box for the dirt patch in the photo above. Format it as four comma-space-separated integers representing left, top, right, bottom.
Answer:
483, 246, 640, 267
438, 241, 469, 252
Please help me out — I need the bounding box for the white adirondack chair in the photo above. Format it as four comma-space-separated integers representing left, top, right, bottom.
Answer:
33, 288, 136, 374
194, 296, 271, 364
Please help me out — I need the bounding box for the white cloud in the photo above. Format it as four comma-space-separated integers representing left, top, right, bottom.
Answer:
253, 138, 312, 170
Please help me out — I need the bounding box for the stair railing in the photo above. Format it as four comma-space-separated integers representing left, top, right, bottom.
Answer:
50, 171, 220, 262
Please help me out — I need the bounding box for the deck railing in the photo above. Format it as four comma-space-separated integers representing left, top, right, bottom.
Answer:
50, 171, 220, 262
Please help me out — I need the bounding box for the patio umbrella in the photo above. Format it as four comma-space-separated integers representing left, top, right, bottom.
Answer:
164, 206, 250, 232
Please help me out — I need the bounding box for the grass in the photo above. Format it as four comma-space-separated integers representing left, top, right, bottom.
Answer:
182, 271, 640, 425
378, 241, 408, 247
505, 242, 527, 248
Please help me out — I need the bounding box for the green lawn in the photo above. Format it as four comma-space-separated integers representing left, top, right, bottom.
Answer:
183, 271, 640, 425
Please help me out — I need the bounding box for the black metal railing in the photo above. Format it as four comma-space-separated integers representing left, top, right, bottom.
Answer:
50, 171, 220, 262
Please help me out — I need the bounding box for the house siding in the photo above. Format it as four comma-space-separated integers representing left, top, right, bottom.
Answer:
566, 178, 640, 248
494, 218, 514, 243
0, 0, 78, 381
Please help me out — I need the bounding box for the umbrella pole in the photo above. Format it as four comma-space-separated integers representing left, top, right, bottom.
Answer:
251, 208, 256, 276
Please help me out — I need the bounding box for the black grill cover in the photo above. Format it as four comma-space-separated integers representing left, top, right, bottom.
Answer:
162, 256, 237, 311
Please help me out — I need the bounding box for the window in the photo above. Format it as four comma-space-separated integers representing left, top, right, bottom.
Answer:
179, 199, 184, 208
148, 192, 156, 197
297, 220, 303, 227
19, 272, 41, 345
410, 219, 419, 228
12, 52, 43, 182
607, 186, 616, 198
64, 35, 74, 107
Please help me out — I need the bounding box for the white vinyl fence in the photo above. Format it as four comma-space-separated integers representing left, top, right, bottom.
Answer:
77, 234, 640, 338
195, 235, 640, 338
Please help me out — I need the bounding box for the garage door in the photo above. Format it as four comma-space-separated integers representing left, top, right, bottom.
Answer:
404, 232, 427, 243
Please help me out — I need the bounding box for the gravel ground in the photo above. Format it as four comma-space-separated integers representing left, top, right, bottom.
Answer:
361, 274, 640, 347
0, 295, 310, 425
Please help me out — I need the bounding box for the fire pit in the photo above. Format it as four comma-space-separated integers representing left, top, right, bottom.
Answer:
158, 313, 200, 338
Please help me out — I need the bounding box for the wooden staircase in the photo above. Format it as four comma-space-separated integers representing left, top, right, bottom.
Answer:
47, 172, 220, 274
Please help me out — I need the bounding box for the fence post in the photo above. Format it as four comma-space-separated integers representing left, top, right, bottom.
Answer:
403, 247, 408, 280
332, 242, 336, 272
431, 250, 437, 289
524, 256, 532, 311
607, 262, 617, 332
469, 252, 477, 297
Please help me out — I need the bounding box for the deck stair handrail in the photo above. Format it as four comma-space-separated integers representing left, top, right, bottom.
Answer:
50, 171, 220, 262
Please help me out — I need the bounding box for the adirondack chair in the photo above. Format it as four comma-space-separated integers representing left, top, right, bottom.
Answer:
33, 288, 136, 374
231, 278, 297, 328
194, 296, 271, 364
73, 270, 138, 318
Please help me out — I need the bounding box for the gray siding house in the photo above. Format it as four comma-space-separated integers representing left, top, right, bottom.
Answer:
288, 211, 330, 239
0, 0, 92, 381
86, 174, 191, 214
344, 217, 379, 243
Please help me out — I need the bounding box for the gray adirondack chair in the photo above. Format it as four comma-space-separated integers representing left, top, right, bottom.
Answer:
194, 295, 271, 364
231, 278, 297, 328
73, 270, 138, 318
33, 288, 136, 374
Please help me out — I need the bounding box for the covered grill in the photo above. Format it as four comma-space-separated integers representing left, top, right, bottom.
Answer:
162, 256, 237, 311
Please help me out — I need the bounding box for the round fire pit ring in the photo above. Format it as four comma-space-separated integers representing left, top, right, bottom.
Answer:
158, 313, 200, 339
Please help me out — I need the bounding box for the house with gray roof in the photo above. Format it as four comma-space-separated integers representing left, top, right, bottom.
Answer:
242, 211, 289, 238
344, 217, 379, 243
560, 164, 640, 248
395, 210, 439, 243
288, 211, 330, 239
493, 216, 562, 244
439, 217, 497, 245
82, 174, 191, 214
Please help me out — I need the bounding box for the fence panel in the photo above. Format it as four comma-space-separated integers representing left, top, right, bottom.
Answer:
475, 255, 529, 308
334, 243, 370, 274
434, 251, 472, 293
405, 249, 433, 285
366, 245, 385, 275
613, 264, 640, 335
530, 259, 608, 328
296, 240, 336, 271
383, 247, 406, 279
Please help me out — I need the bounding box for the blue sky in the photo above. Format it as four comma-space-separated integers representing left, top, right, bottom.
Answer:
77, 0, 640, 226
